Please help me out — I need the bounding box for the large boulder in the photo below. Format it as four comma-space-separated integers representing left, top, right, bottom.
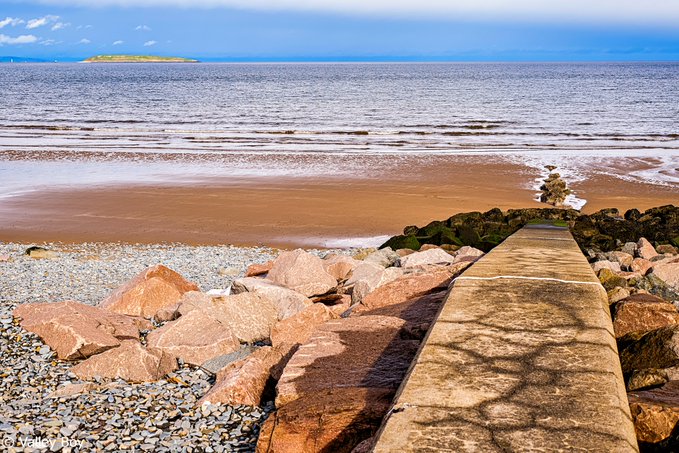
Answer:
262, 315, 419, 452
452, 246, 485, 264
628, 381, 679, 446
271, 303, 338, 356
198, 346, 285, 407
345, 263, 404, 305
612, 294, 679, 338
99, 265, 199, 319
71, 340, 177, 382
638, 238, 659, 260
322, 254, 361, 281
362, 248, 400, 268
620, 325, 679, 374
275, 315, 418, 407
606, 251, 634, 270
267, 249, 337, 297
592, 260, 621, 274
397, 248, 455, 269
351, 267, 463, 315
13, 301, 151, 360
178, 292, 278, 344
632, 258, 654, 275
651, 256, 679, 291
231, 277, 312, 320
146, 309, 241, 366
256, 388, 394, 453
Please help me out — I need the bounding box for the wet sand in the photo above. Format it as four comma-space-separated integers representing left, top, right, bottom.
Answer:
0, 155, 676, 248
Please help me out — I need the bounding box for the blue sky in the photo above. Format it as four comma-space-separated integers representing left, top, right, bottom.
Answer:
1, 0, 679, 61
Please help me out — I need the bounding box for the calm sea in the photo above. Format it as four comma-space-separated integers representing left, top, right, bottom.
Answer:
0, 62, 678, 197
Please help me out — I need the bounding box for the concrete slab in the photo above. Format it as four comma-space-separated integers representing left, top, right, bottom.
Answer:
373, 225, 638, 452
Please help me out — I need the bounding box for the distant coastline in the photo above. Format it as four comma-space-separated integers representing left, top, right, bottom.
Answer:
83, 55, 198, 63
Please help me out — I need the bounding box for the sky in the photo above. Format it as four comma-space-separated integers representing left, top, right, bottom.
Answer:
1, 0, 679, 61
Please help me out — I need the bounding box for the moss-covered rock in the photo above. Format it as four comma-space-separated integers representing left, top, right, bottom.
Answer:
380, 234, 420, 251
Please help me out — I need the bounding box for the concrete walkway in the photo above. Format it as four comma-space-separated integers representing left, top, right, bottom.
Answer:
373, 225, 638, 452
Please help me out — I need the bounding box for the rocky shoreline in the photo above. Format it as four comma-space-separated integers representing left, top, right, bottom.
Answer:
2, 205, 678, 452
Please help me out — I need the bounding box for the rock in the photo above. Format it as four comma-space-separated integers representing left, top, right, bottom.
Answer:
612, 294, 679, 338
25, 246, 56, 259
146, 309, 241, 366
231, 277, 312, 320
246, 261, 273, 277
270, 304, 338, 356
350, 267, 404, 305
276, 315, 417, 407
256, 388, 394, 453
632, 258, 654, 275
606, 251, 634, 269
598, 268, 628, 291
628, 381, 679, 445
607, 286, 630, 304
651, 256, 679, 291
352, 267, 464, 315
13, 300, 150, 360
198, 346, 284, 406
627, 369, 669, 392
380, 234, 420, 252
397, 248, 455, 268
418, 244, 440, 251
322, 254, 361, 281
176, 290, 211, 316
453, 246, 485, 263
592, 260, 622, 273
622, 242, 638, 256
47, 383, 100, 399
638, 238, 659, 260
0, 254, 9, 262
395, 248, 417, 257
153, 304, 180, 323
209, 293, 278, 343
620, 325, 679, 374
267, 249, 337, 297
175, 292, 278, 344
200, 345, 258, 375
72, 340, 177, 382
99, 264, 199, 319
345, 262, 388, 289
362, 247, 400, 268
657, 244, 679, 255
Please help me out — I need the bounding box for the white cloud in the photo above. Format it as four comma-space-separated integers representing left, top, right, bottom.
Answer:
135, 25, 151, 31
40, 39, 62, 45
21, 0, 679, 25
143, 40, 157, 46
51, 22, 70, 31
113, 40, 124, 45
78, 38, 91, 44
26, 15, 59, 29
0, 17, 25, 29
76, 24, 93, 29
0, 34, 38, 45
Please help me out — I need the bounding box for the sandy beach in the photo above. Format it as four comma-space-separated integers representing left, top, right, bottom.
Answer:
0, 153, 677, 248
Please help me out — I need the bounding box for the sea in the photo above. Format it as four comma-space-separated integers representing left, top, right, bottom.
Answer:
0, 62, 678, 204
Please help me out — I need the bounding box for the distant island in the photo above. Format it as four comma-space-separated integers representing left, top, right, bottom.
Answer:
83, 55, 198, 63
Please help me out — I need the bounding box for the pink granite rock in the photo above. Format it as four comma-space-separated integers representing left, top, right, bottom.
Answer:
71, 340, 177, 382
322, 254, 361, 281
99, 264, 199, 319
638, 238, 659, 260
266, 249, 337, 297
198, 346, 285, 406
246, 260, 274, 277
231, 277, 312, 320
632, 258, 654, 275
271, 303, 338, 356
651, 256, 679, 291
146, 309, 241, 366
398, 248, 456, 268
13, 300, 150, 360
